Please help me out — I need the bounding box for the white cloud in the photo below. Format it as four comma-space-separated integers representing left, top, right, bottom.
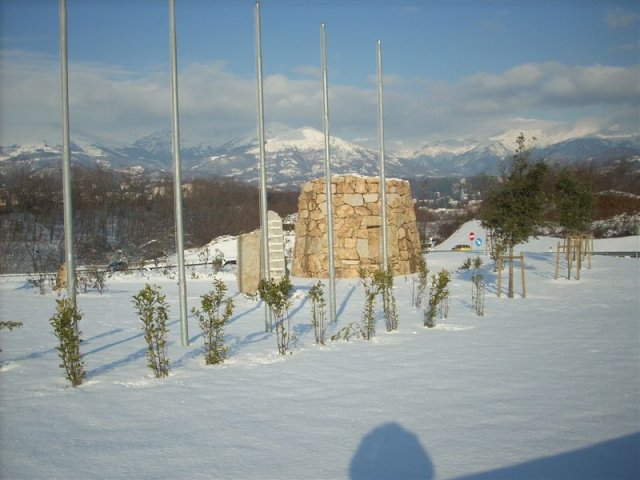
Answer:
294, 65, 321, 77
366, 73, 404, 86
504, 64, 544, 87
544, 75, 576, 97
606, 8, 640, 29
448, 62, 639, 108
609, 41, 640, 53
1, 50, 637, 151
488, 118, 605, 147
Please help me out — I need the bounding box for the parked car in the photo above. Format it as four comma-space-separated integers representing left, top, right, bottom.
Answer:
451, 244, 472, 252
107, 260, 128, 272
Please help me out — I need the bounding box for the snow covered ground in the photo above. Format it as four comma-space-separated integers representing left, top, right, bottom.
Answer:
435, 220, 640, 254
1, 223, 639, 479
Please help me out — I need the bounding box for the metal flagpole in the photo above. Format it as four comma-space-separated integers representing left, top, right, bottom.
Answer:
321, 23, 337, 323
377, 40, 389, 273
255, 1, 272, 332
59, 0, 76, 311
169, 0, 189, 346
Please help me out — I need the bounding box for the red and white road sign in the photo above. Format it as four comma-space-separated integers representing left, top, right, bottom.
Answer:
469, 231, 476, 242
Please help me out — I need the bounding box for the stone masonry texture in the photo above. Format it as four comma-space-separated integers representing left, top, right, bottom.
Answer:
291, 175, 422, 278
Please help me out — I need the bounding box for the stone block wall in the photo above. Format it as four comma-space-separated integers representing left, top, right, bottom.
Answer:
291, 175, 422, 278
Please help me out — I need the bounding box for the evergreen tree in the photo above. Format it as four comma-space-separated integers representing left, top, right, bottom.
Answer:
555, 168, 594, 235
480, 133, 547, 297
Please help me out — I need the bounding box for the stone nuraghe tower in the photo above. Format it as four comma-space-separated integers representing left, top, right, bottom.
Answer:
291, 175, 422, 278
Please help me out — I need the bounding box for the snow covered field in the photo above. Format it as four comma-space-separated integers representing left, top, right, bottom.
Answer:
1, 224, 639, 479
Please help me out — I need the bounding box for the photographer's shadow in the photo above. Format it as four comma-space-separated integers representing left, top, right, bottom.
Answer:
350, 422, 434, 479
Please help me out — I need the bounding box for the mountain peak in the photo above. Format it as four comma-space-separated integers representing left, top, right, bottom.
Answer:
409, 139, 478, 158
2, 126, 639, 184
259, 126, 331, 153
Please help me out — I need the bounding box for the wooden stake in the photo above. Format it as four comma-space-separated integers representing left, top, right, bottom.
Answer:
497, 257, 502, 298
576, 238, 582, 281
520, 253, 526, 298
567, 237, 572, 280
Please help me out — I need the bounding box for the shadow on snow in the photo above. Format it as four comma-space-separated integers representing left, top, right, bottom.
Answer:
348, 426, 639, 480
454, 432, 640, 480
350, 422, 434, 480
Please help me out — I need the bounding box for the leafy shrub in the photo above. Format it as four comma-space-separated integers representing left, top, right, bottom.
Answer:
192, 279, 234, 365
309, 281, 327, 345
258, 276, 294, 355
0, 321, 23, 331
77, 268, 107, 294
374, 270, 399, 332
28, 273, 55, 295
330, 322, 363, 342
459, 257, 473, 271
331, 267, 400, 342
425, 269, 451, 328
49, 298, 85, 387
358, 268, 379, 340
211, 249, 225, 274
412, 254, 429, 309
132, 284, 170, 378
0, 321, 23, 352
471, 256, 485, 316
198, 246, 210, 265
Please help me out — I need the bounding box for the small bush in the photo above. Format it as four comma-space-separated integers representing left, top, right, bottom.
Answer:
358, 268, 379, 340
132, 284, 170, 378
425, 269, 451, 328
471, 256, 485, 316
211, 249, 225, 274
192, 279, 234, 365
459, 257, 473, 271
258, 276, 295, 355
28, 273, 55, 295
330, 322, 363, 342
374, 270, 399, 332
198, 246, 210, 265
412, 254, 429, 309
77, 268, 107, 294
49, 298, 85, 387
309, 281, 327, 345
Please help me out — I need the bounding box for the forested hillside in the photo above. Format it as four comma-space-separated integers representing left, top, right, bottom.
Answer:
1, 160, 638, 274
0, 166, 297, 273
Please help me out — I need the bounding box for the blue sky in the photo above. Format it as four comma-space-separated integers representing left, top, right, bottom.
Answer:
1, 0, 638, 151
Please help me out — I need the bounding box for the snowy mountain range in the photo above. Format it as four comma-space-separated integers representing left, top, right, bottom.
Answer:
1, 124, 639, 187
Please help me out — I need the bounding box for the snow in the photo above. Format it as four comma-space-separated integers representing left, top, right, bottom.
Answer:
245, 125, 362, 158
408, 141, 477, 158
1, 224, 639, 479
436, 220, 640, 254
0, 143, 59, 162
487, 122, 605, 148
